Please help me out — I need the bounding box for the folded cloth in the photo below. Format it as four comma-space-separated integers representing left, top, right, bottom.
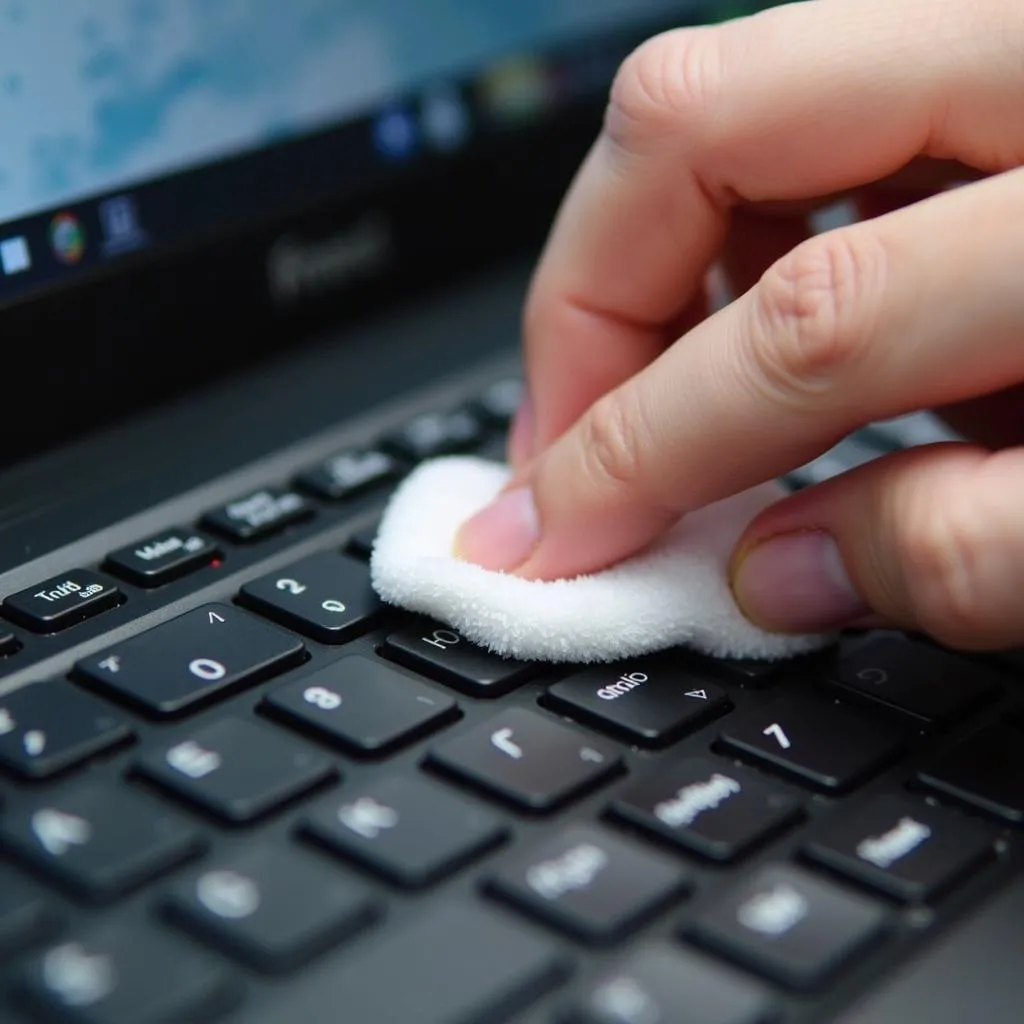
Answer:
370, 456, 832, 664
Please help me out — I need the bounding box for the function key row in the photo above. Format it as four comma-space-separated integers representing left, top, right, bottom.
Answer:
0, 379, 521, 639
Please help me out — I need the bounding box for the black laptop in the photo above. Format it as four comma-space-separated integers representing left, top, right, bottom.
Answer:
0, 3, 1022, 1023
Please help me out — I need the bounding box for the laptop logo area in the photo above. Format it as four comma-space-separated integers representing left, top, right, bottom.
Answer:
266, 214, 392, 307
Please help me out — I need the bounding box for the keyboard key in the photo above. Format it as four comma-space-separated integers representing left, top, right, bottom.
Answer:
19, 924, 238, 1024
136, 716, 336, 823
202, 487, 312, 542
3, 570, 123, 634
384, 408, 484, 461
104, 529, 219, 587
0, 866, 61, 957
245, 901, 567, 1024
688, 864, 887, 990
164, 846, 379, 973
609, 756, 802, 862
546, 658, 730, 747
804, 795, 996, 902
0, 681, 132, 779
718, 693, 904, 792
264, 657, 458, 756
381, 623, 534, 697
488, 823, 688, 943
693, 654, 789, 689
428, 707, 620, 812
297, 448, 401, 501
475, 378, 523, 425
827, 636, 1001, 725
346, 516, 382, 559
0, 782, 202, 902
573, 943, 772, 1024
238, 551, 382, 643
917, 723, 1024, 823
301, 774, 506, 886
76, 603, 304, 717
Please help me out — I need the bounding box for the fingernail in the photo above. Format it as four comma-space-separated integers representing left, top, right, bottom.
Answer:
731, 531, 869, 633
508, 392, 535, 466
455, 486, 540, 571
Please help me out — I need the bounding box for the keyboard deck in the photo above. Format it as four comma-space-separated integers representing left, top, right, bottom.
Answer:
0, 374, 1021, 1024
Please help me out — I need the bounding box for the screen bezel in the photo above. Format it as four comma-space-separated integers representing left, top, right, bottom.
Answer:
0, 5, 720, 467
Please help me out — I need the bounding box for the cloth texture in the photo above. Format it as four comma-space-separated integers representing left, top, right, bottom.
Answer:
370, 456, 832, 664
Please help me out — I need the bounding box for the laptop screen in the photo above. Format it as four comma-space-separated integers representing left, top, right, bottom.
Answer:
0, 0, 763, 304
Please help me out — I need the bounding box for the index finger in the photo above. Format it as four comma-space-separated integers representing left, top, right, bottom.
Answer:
524, 0, 1023, 455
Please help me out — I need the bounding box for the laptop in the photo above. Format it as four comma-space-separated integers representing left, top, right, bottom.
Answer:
0, 3, 1021, 1022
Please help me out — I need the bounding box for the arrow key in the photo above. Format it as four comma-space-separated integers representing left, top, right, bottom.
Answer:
545, 657, 731, 747
0, 781, 203, 902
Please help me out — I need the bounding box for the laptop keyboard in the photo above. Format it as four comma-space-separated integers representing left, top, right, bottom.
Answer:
0, 375, 1021, 1024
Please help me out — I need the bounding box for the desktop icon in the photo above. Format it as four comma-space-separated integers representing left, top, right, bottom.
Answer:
0, 235, 31, 275
420, 85, 471, 152
98, 194, 148, 256
49, 212, 86, 265
372, 107, 418, 161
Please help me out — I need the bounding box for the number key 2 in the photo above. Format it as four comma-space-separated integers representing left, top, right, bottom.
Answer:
718, 693, 904, 793
238, 553, 382, 644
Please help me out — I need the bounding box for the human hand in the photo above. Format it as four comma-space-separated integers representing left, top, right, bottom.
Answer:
456, 0, 1024, 651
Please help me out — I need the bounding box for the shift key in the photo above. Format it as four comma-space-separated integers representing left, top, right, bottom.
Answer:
3, 570, 123, 633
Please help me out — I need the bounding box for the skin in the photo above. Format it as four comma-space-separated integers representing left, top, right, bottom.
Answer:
456, 0, 1024, 651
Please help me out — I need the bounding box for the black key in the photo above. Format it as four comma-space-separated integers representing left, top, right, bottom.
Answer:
3, 570, 123, 634
0, 681, 132, 779
238, 552, 382, 643
264, 657, 458, 756
297, 448, 401, 501
0, 628, 20, 656
164, 846, 379, 973
381, 622, 534, 697
693, 654, 794, 689
546, 658, 730, 747
243, 901, 567, 1024
718, 693, 904, 792
19, 924, 237, 1024
346, 516, 382, 559
202, 487, 312, 542
384, 408, 484, 461
827, 636, 1000, 725
804, 795, 996, 902
0, 782, 202, 902
917, 722, 1024, 823
301, 774, 506, 886
0, 866, 61, 957
475, 378, 523, 425
688, 864, 887, 990
136, 716, 336, 823
488, 823, 688, 943
609, 756, 802, 862
573, 943, 772, 1024
76, 603, 304, 717
104, 529, 219, 587
428, 707, 620, 812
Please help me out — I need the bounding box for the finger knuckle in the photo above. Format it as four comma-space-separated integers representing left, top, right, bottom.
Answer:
746, 232, 887, 409
579, 391, 651, 497
897, 493, 995, 647
606, 28, 723, 153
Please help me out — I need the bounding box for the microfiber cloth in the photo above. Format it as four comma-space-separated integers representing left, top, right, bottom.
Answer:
370, 456, 833, 664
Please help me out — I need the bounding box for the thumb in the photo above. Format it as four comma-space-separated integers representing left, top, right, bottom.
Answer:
730, 443, 1024, 650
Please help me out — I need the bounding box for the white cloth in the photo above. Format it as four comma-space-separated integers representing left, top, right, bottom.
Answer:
370, 456, 832, 664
